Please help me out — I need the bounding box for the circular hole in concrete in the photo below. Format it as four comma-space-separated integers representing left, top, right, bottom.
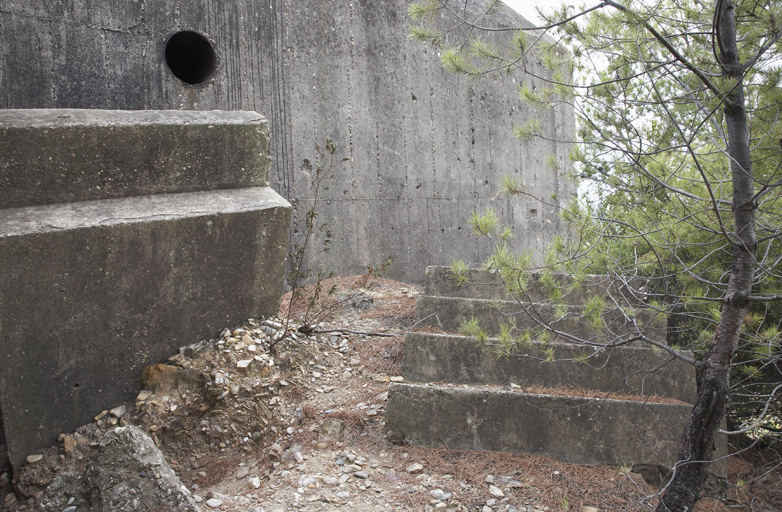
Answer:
165, 31, 217, 85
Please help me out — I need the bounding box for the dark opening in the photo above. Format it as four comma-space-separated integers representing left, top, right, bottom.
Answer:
165, 31, 217, 85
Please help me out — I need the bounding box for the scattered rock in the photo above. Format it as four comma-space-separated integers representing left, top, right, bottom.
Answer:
205, 497, 223, 508
318, 418, 344, 443
141, 364, 204, 391
488, 484, 505, 497
110, 405, 126, 418
26, 454, 43, 464
62, 435, 77, 453
40, 425, 199, 512
407, 462, 424, 473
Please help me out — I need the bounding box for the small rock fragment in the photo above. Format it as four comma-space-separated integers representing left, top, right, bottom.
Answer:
406, 463, 424, 474
236, 467, 249, 479
488, 484, 505, 497
62, 435, 77, 453
205, 498, 223, 508
110, 405, 126, 418
26, 454, 43, 464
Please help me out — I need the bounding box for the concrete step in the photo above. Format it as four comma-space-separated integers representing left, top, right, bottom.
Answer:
0, 109, 290, 471
0, 109, 271, 208
425, 266, 646, 305
414, 294, 667, 343
401, 332, 695, 403
385, 382, 725, 483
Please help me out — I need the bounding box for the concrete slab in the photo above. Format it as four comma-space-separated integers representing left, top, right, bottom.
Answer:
0, 109, 271, 208
414, 295, 667, 343
424, 266, 647, 305
0, 188, 289, 469
402, 332, 696, 403
386, 382, 724, 481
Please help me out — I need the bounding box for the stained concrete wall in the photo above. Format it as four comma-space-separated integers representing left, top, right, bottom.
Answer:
0, 0, 575, 283
0, 110, 291, 469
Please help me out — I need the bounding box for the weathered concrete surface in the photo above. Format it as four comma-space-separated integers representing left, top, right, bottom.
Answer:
41, 426, 201, 512
387, 266, 728, 484
402, 332, 696, 403
0, 1, 575, 283
424, 266, 647, 305
414, 295, 667, 342
0, 109, 271, 208
0, 110, 291, 470
386, 382, 692, 475
0, 190, 290, 470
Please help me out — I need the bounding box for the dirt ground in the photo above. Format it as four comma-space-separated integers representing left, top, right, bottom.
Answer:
2, 276, 781, 512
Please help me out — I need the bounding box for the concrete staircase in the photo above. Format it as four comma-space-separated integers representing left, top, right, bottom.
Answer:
385, 266, 725, 483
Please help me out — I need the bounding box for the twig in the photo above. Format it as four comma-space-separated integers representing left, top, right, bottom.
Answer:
312, 328, 397, 337
407, 312, 439, 333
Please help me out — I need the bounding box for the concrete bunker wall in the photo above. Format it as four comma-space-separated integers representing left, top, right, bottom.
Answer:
0, 109, 291, 470
0, 0, 575, 283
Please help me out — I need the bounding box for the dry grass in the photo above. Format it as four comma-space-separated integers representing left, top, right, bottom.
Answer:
354, 335, 405, 374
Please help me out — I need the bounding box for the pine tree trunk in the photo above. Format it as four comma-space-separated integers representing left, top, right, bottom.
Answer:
656, 1, 756, 510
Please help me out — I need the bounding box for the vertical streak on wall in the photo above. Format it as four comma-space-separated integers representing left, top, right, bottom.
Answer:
270, 0, 292, 198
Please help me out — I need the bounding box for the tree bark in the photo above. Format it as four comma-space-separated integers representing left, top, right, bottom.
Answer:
656, 1, 756, 510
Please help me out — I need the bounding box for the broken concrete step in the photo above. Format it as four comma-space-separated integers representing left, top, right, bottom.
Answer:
385, 382, 724, 482
401, 332, 695, 403
425, 266, 646, 305
415, 295, 667, 343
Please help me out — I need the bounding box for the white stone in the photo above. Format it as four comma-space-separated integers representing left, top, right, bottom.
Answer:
205, 498, 223, 508
488, 484, 505, 497
406, 463, 424, 473
110, 405, 126, 418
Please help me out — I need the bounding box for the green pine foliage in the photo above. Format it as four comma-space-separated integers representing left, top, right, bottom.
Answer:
408, 0, 782, 453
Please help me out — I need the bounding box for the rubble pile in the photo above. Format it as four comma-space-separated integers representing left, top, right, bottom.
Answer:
8, 278, 418, 511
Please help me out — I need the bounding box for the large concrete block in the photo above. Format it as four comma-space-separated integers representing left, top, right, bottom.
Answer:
414, 295, 667, 343
0, 109, 271, 208
0, 110, 291, 470
402, 332, 696, 403
386, 382, 723, 480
